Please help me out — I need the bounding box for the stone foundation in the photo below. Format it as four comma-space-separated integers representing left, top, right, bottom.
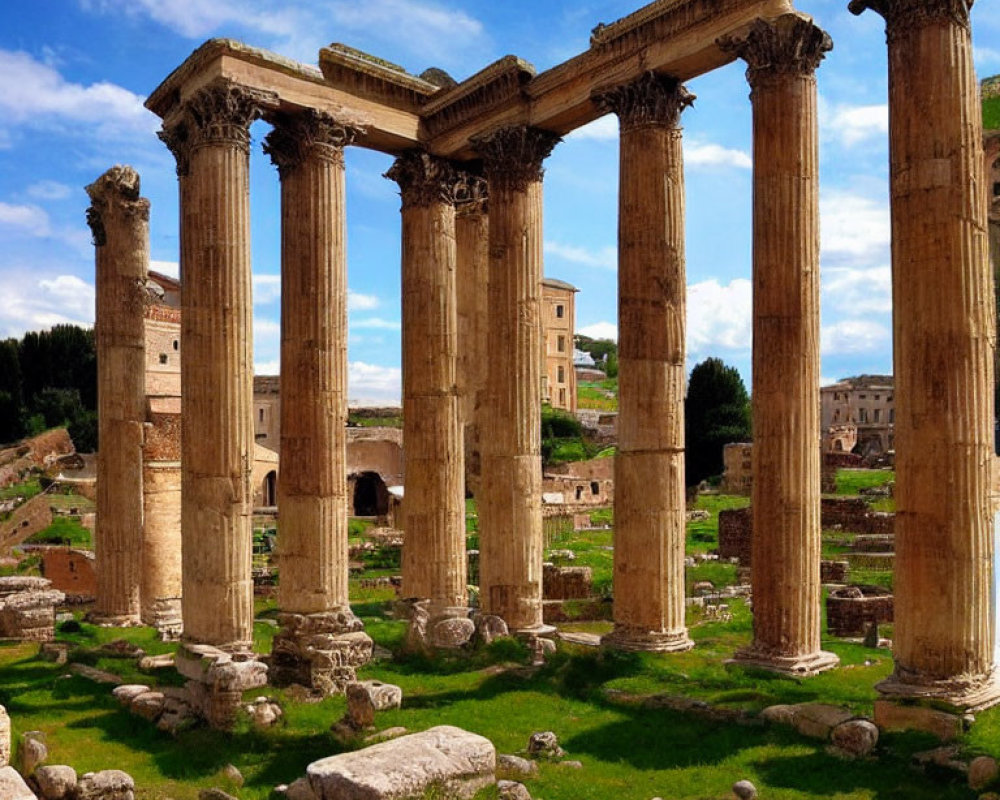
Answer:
269, 610, 373, 695
820, 560, 849, 584
0, 577, 64, 641
542, 564, 593, 600
826, 586, 893, 637
175, 643, 268, 730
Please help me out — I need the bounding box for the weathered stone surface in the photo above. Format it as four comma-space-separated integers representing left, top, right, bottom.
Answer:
474, 615, 509, 645
496, 754, 538, 779
0, 705, 9, 767
271, 612, 372, 695
497, 780, 531, 800
874, 701, 964, 741
130, 692, 165, 721
970, 756, 999, 790
428, 616, 475, 649
790, 704, 853, 740
221, 764, 244, 788
285, 777, 318, 800
112, 685, 150, 706
69, 664, 122, 685
0, 587, 64, 642
75, 770, 135, 800
732, 779, 757, 800
0, 766, 36, 800
198, 790, 238, 800
305, 725, 495, 799
760, 705, 796, 726
35, 765, 77, 800
527, 731, 564, 759
246, 697, 283, 728
346, 681, 402, 729
18, 733, 47, 776
830, 719, 879, 757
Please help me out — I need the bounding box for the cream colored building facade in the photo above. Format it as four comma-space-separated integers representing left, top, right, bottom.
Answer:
820, 375, 894, 456
541, 278, 578, 413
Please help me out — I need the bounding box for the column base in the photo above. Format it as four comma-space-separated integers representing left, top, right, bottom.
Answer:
270, 609, 373, 696
876, 668, 1000, 713
601, 625, 694, 653
729, 646, 840, 678
401, 601, 476, 651
176, 642, 268, 730
86, 611, 142, 628
141, 598, 183, 641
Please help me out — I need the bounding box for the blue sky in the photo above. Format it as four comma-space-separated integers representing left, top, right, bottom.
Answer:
0, 0, 998, 404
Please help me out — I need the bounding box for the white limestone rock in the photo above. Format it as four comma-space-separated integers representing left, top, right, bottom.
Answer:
830, 719, 879, 758
0, 705, 10, 767
346, 681, 402, 729
75, 770, 135, 800
34, 765, 77, 800
111, 685, 150, 706
0, 766, 36, 800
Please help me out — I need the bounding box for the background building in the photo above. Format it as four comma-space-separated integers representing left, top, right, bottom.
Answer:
820, 375, 894, 456
542, 277, 578, 413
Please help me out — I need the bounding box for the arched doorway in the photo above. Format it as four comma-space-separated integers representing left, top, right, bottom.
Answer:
352, 471, 389, 517
263, 471, 277, 507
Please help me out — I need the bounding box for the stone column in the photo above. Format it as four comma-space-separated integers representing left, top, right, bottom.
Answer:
472, 126, 560, 633
455, 176, 489, 497
594, 73, 695, 653
719, 15, 838, 676
159, 82, 274, 651
87, 165, 148, 626
386, 151, 472, 649
262, 111, 372, 692
850, 0, 1000, 710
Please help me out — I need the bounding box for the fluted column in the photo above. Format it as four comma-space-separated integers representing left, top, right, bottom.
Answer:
850, 0, 999, 709
720, 16, 838, 676
592, 73, 694, 652
472, 126, 560, 633
159, 81, 274, 651
455, 177, 490, 497
87, 166, 148, 626
386, 151, 471, 647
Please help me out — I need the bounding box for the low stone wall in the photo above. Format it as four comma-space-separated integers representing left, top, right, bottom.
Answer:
543, 564, 592, 600
0, 576, 64, 641
718, 507, 752, 564
826, 585, 893, 637
0, 493, 54, 554
41, 548, 97, 601
820, 560, 849, 583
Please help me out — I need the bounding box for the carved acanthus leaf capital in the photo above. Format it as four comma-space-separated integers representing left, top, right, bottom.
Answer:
158, 81, 278, 176
454, 170, 489, 216
470, 126, 561, 192
717, 15, 833, 89
593, 72, 695, 132
263, 110, 365, 178
384, 151, 459, 208
848, 0, 973, 40
85, 165, 150, 247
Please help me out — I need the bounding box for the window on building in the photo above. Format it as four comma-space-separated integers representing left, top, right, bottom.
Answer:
591, 481, 599, 495
557, 366, 565, 383
874, 409, 880, 422
889, 408, 895, 423
173, 340, 179, 350
859, 409, 868, 423
874, 394, 880, 401
859, 394, 866, 400
259, 408, 265, 423
576, 486, 583, 500
556, 305, 564, 318
833, 410, 840, 422
159, 353, 168, 364
888, 395, 893, 402
557, 335, 565, 352
559, 388, 566, 405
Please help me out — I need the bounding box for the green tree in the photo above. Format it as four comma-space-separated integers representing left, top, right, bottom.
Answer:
685, 357, 751, 487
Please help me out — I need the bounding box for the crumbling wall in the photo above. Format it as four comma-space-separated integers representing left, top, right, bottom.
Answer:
41, 548, 97, 601
826, 585, 893, 636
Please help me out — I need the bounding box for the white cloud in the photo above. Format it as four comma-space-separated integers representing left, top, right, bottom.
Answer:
976, 46, 1000, 69
822, 265, 892, 315
687, 278, 752, 356
253, 274, 281, 305
254, 359, 280, 376
27, 181, 72, 201
821, 319, 890, 356
0, 49, 156, 139
578, 321, 618, 340
352, 317, 401, 330
820, 98, 889, 147
544, 241, 616, 270
348, 290, 379, 311
254, 318, 281, 338
820, 190, 890, 262
567, 115, 617, 141
0, 202, 51, 236
0, 272, 95, 338
684, 142, 752, 170
348, 361, 402, 406
150, 260, 179, 278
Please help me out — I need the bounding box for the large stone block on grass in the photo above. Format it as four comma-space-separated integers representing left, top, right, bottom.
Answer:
0, 766, 36, 800
0, 704, 9, 767
874, 700, 965, 741
305, 725, 495, 799
75, 770, 134, 800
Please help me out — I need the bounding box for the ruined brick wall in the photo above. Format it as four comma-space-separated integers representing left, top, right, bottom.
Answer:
721, 443, 753, 495
0, 494, 53, 554
541, 474, 613, 506
545, 457, 614, 481
346, 429, 405, 487
41, 548, 97, 600
826, 587, 894, 636
820, 560, 849, 583
543, 564, 593, 600
718, 506, 752, 564
821, 497, 894, 535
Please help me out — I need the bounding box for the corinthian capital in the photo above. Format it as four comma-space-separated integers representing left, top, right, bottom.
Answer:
848, 0, 972, 40
384, 150, 459, 208
454, 170, 489, 216
85, 165, 150, 247
470, 126, 561, 192
717, 15, 833, 89
263, 110, 364, 178
158, 81, 277, 176
593, 72, 695, 133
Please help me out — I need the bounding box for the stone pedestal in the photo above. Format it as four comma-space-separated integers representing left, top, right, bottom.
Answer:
386, 152, 468, 636
0, 577, 64, 642
263, 111, 372, 686
851, 0, 1000, 710
159, 81, 276, 651
472, 126, 560, 634
595, 73, 694, 653
87, 166, 148, 626
720, 16, 838, 676
175, 643, 268, 730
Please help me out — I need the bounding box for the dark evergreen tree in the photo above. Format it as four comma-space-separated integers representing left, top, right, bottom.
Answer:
685, 357, 751, 486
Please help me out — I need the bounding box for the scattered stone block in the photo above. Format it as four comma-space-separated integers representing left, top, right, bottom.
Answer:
175, 644, 268, 730
0, 765, 36, 800
221, 765, 244, 788
18, 732, 47, 776
129, 692, 165, 722
38, 643, 68, 665
35, 765, 77, 800
112, 685, 150, 706
75, 770, 135, 800
0, 705, 9, 767
199, 790, 238, 800
498, 780, 532, 800
496, 754, 538, 779
527, 731, 564, 759
138, 653, 175, 671
303, 725, 495, 800
245, 697, 283, 728
0, 577, 64, 642
270, 610, 372, 695
68, 665, 122, 685
830, 719, 879, 757
789, 704, 853, 740
346, 681, 402, 729
970, 756, 999, 790
474, 615, 509, 645
875, 700, 965, 741
543, 565, 592, 600
732, 779, 757, 799
428, 616, 475, 649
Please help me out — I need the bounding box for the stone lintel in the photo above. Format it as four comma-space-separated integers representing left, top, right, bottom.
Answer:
728, 648, 840, 678
319, 43, 440, 112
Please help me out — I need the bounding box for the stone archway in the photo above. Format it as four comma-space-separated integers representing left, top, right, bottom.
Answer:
352, 471, 388, 517
263, 470, 277, 507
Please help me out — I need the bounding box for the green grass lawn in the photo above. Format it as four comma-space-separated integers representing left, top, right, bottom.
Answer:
984, 95, 1000, 130
28, 515, 92, 547
577, 379, 618, 412
0, 477, 43, 502
833, 469, 894, 497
